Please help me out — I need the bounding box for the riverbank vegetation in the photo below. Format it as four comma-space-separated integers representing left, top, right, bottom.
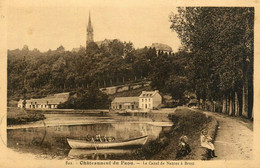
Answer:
111, 108, 218, 160
7, 107, 45, 125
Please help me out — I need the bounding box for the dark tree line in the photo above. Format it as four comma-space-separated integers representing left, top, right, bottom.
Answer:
8, 40, 163, 101
168, 7, 254, 119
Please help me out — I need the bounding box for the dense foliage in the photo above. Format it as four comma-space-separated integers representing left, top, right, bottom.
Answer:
8, 37, 189, 101
58, 87, 110, 109
8, 40, 158, 100
169, 7, 254, 118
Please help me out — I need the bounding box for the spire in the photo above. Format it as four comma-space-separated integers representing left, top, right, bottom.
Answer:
87, 11, 93, 32
86, 11, 94, 46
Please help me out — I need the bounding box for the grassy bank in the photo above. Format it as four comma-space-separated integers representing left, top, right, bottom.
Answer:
112, 107, 218, 160
7, 107, 46, 125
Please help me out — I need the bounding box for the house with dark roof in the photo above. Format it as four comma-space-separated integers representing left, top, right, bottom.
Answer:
149, 43, 173, 55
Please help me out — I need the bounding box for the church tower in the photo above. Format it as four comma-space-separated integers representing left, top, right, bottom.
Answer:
86, 12, 94, 47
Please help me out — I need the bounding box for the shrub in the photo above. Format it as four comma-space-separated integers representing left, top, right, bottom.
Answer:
58, 87, 111, 109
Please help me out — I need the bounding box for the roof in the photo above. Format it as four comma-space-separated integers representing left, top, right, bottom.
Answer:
139, 90, 160, 98
46, 92, 70, 99
25, 98, 67, 105
149, 43, 173, 52
18, 92, 70, 105
96, 39, 115, 47
112, 97, 139, 103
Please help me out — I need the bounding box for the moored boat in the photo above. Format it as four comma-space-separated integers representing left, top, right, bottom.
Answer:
67, 135, 148, 149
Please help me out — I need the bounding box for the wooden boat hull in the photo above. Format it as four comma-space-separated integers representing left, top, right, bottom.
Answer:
67, 135, 148, 149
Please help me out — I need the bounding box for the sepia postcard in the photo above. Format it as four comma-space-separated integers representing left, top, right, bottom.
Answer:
0, 0, 259, 167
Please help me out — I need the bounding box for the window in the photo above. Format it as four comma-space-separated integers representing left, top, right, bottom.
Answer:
149, 99, 150, 102
142, 99, 144, 102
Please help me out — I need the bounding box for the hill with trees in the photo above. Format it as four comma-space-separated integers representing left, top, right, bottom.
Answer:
8, 39, 178, 109
8, 7, 254, 118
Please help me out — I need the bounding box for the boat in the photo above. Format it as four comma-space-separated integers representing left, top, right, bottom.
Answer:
67, 135, 148, 149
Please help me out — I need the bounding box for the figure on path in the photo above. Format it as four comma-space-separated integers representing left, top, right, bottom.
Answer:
200, 129, 217, 158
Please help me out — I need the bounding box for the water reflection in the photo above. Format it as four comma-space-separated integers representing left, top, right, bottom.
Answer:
7, 118, 167, 159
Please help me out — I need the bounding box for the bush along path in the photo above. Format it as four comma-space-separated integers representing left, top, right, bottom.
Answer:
201, 110, 253, 160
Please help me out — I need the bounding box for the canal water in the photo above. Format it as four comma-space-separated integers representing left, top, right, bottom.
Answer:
7, 112, 172, 160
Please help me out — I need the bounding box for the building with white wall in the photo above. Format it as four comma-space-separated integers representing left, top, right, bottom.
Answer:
139, 90, 162, 110
18, 92, 70, 109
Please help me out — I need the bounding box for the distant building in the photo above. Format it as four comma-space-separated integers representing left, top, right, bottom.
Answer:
95, 39, 115, 48
149, 43, 173, 55
18, 92, 70, 109
139, 90, 162, 110
111, 97, 139, 110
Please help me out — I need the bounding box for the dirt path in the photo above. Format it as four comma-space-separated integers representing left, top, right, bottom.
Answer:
203, 111, 253, 160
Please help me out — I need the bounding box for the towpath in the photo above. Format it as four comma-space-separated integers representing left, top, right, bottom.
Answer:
202, 111, 253, 160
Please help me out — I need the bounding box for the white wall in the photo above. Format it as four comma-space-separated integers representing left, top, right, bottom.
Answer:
139, 97, 153, 109
152, 92, 162, 108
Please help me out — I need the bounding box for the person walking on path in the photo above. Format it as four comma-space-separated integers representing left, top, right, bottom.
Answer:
200, 129, 217, 158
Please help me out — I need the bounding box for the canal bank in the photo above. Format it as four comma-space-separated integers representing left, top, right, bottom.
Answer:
7, 107, 219, 160
7, 107, 45, 125
108, 107, 219, 160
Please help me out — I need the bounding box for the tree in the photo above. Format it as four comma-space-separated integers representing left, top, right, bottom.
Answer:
170, 7, 254, 118
86, 42, 100, 56
58, 87, 110, 109
56, 45, 65, 53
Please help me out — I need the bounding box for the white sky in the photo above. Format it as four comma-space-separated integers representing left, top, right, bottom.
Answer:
7, 0, 182, 52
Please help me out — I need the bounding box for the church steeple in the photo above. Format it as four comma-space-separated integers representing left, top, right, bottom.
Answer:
86, 11, 94, 46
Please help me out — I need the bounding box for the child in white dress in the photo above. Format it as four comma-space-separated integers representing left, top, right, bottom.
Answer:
200, 129, 217, 158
